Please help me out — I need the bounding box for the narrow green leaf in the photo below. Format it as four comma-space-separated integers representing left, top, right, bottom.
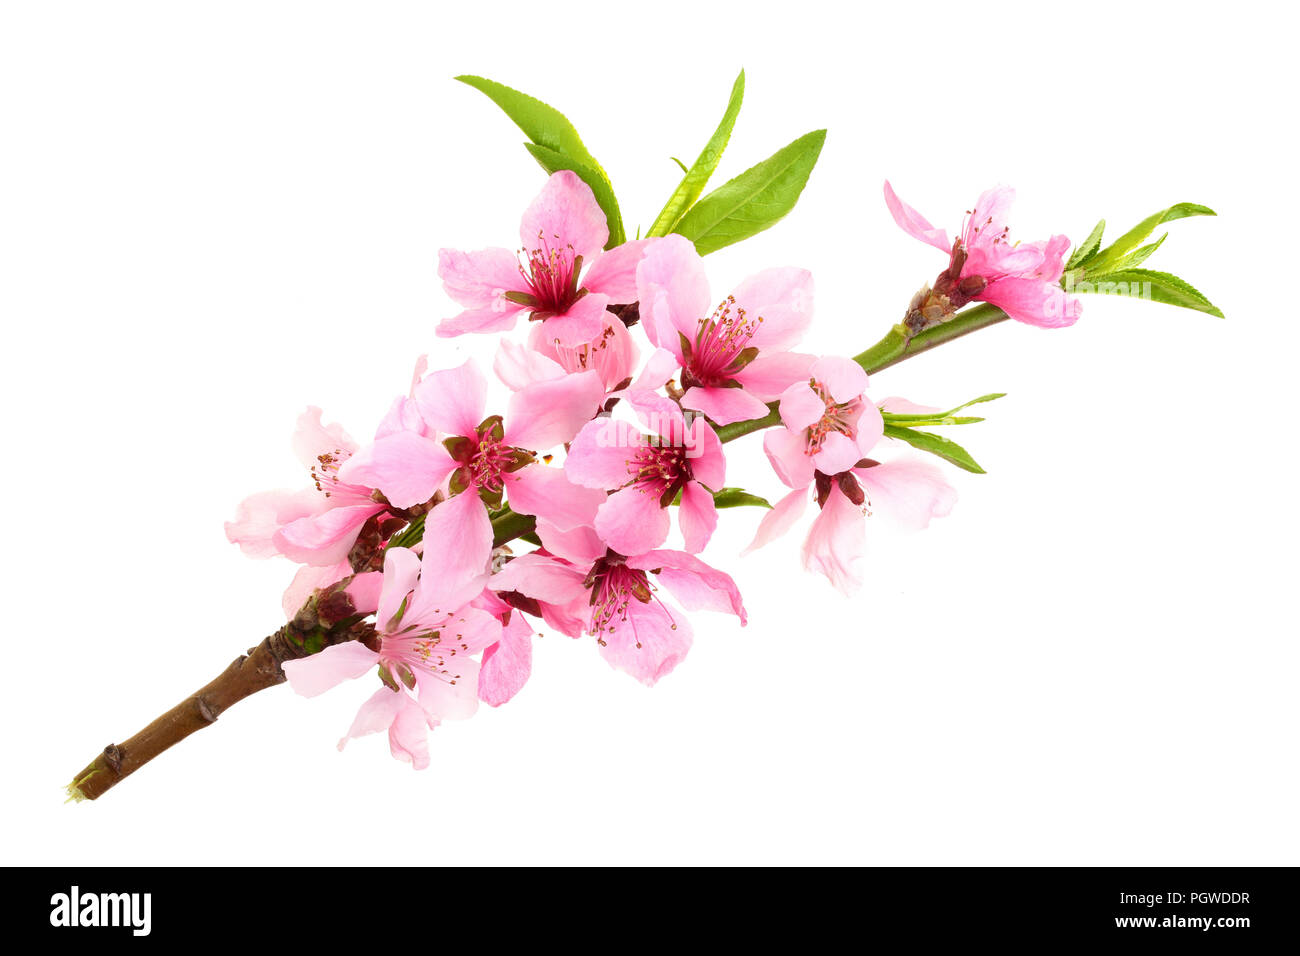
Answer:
883, 424, 986, 474
1084, 202, 1215, 276
647, 70, 746, 238
1067, 219, 1105, 269
1073, 268, 1224, 318
670, 157, 689, 174
712, 487, 773, 509
1106, 232, 1166, 272
674, 128, 826, 255
457, 75, 624, 248
881, 392, 1006, 424
523, 143, 626, 248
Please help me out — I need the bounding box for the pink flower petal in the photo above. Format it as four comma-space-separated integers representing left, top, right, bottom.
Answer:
506, 463, 606, 531
624, 389, 684, 438
478, 610, 534, 707
856, 457, 958, 530
731, 267, 814, 353
376, 546, 423, 629
292, 406, 358, 471
418, 490, 492, 602
565, 417, 637, 489
520, 170, 609, 259
386, 693, 436, 770
436, 304, 527, 338
980, 277, 1082, 328
629, 550, 746, 622
635, 234, 710, 353
414, 358, 489, 438
282, 641, 379, 698
778, 381, 824, 432
494, 338, 565, 391
801, 484, 866, 595
742, 487, 809, 554
337, 432, 456, 510
856, 401, 885, 456
492, 552, 588, 606
581, 238, 657, 302
273, 502, 384, 567
595, 485, 671, 556
763, 426, 816, 490
733, 351, 816, 402
438, 246, 527, 308
338, 686, 403, 750
345, 571, 383, 616
534, 518, 607, 567
811, 430, 864, 477
625, 347, 681, 393
597, 597, 693, 686
540, 292, 611, 347
677, 480, 718, 554
810, 356, 868, 404
505, 369, 604, 450
413, 656, 482, 722
226, 489, 309, 559
685, 416, 726, 490
681, 384, 771, 427
963, 185, 1016, 252
878, 396, 940, 415
1035, 234, 1072, 284
375, 395, 429, 440
883, 181, 951, 253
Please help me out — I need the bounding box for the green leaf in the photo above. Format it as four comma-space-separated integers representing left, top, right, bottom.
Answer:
882, 424, 986, 474
1067, 219, 1105, 269
670, 157, 689, 174
881, 392, 1006, 425
712, 487, 773, 509
1083, 203, 1215, 276
647, 70, 746, 238
1073, 268, 1224, 318
674, 128, 826, 255
1107, 232, 1167, 272
523, 143, 626, 247
456, 75, 624, 248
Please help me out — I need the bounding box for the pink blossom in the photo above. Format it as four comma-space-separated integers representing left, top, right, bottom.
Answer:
763, 356, 885, 487
884, 181, 1081, 328
564, 390, 726, 555
635, 234, 816, 425
437, 171, 656, 346
747, 362, 956, 593
490, 520, 746, 686
493, 316, 639, 395
338, 358, 606, 584
282, 545, 500, 768
749, 457, 957, 595
224, 407, 386, 567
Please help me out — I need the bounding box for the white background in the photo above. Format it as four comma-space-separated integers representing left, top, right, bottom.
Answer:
2, 1, 1296, 865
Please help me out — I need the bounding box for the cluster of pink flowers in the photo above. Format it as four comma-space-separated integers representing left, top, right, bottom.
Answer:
224, 171, 1077, 766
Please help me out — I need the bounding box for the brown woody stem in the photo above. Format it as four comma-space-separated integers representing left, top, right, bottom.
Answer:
68, 590, 375, 801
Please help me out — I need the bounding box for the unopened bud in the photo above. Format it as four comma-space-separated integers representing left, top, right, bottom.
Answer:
837, 472, 866, 506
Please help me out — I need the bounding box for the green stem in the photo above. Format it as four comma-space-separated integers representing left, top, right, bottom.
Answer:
491, 506, 537, 547
853, 302, 1009, 374
715, 303, 1011, 443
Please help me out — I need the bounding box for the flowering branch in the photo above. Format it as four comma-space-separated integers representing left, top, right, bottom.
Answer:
65, 70, 1222, 800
